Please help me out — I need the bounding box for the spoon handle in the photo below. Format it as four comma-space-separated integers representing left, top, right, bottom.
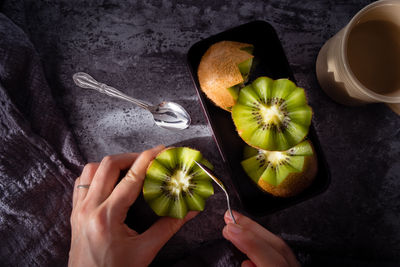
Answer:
73, 72, 151, 110
194, 161, 237, 224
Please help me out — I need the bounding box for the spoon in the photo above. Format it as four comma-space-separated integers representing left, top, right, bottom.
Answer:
72, 72, 191, 130
195, 161, 237, 224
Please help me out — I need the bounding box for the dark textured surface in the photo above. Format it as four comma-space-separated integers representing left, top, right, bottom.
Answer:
1, 0, 399, 266
0, 13, 83, 266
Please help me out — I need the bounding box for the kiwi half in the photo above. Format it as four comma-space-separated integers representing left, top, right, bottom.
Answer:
232, 77, 312, 151
198, 41, 254, 111
241, 140, 317, 197
143, 147, 214, 219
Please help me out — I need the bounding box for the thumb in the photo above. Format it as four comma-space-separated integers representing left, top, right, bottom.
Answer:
222, 223, 289, 267
139, 211, 198, 257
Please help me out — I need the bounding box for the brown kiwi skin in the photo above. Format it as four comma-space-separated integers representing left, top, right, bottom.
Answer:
197, 41, 253, 111
257, 143, 318, 197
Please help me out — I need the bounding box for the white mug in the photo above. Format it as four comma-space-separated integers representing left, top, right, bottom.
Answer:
316, 0, 400, 114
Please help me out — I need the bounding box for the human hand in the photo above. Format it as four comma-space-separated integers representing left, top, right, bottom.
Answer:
222, 210, 299, 267
69, 145, 197, 267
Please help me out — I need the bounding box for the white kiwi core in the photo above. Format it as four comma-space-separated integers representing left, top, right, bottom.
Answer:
260, 105, 284, 125
168, 170, 191, 195
265, 151, 288, 165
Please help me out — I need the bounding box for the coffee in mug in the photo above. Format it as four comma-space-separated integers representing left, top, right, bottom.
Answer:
316, 0, 400, 114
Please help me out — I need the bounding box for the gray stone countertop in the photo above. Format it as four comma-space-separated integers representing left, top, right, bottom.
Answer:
3, 0, 399, 265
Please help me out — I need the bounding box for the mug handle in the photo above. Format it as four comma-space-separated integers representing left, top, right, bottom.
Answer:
386, 103, 400, 115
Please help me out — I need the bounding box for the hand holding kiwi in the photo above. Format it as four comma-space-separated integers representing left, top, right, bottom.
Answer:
69, 146, 199, 267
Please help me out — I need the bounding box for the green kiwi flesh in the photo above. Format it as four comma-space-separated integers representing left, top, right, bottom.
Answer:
232, 77, 312, 151
226, 47, 254, 105
143, 147, 214, 219
241, 140, 313, 187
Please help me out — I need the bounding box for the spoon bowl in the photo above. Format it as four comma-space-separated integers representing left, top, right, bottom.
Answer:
73, 72, 191, 130
151, 101, 191, 130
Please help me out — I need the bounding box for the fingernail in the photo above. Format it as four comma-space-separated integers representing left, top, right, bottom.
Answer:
225, 210, 238, 221
154, 144, 165, 151
224, 210, 231, 219
227, 223, 242, 234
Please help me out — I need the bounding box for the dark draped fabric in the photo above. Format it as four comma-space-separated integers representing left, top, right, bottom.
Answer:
0, 13, 84, 266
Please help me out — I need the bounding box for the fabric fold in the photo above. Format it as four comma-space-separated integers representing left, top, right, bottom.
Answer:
0, 13, 84, 266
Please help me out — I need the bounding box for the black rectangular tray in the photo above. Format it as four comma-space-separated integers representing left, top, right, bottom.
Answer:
186, 20, 330, 216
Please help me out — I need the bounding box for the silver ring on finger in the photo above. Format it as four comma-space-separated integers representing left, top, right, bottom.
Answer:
77, 184, 90, 189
